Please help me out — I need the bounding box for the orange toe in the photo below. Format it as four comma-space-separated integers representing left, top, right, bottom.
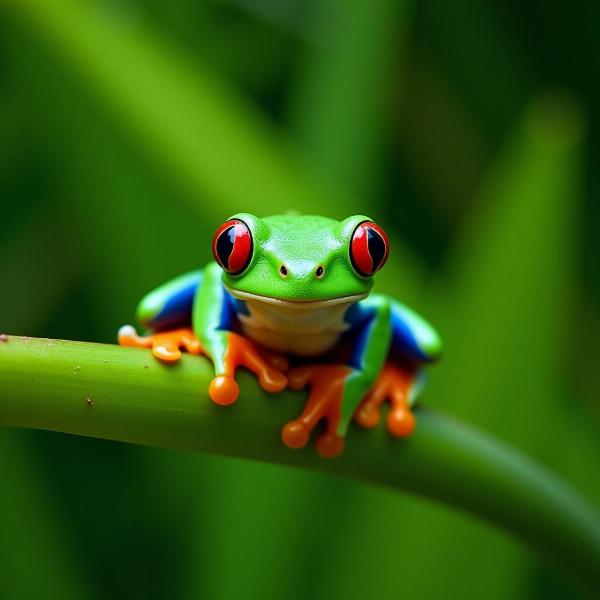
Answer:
118, 324, 152, 348
287, 366, 314, 390
224, 332, 288, 396
152, 340, 182, 363
258, 348, 290, 373
282, 364, 350, 457
387, 405, 415, 437
315, 432, 345, 458
182, 336, 203, 355
282, 420, 310, 449
355, 362, 417, 438
119, 326, 204, 365
354, 402, 380, 429
259, 368, 288, 393
209, 376, 240, 406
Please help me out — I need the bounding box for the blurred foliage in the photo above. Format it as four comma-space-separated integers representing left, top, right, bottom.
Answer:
1, 0, 599, 598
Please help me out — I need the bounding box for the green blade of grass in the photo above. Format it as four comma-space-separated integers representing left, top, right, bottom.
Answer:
432, 94, 584, 448
5, 0, 361, 221
424, 0, 527, 140
0, 212, 79, 334
397, 53, 489, 222
289, 0, 411, 197
410, 95, 589, 599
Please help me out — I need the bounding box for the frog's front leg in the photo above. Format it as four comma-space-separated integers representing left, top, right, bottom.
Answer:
283, 296, 392, 458
194, 263, 288, 406
207, 331, 289, 406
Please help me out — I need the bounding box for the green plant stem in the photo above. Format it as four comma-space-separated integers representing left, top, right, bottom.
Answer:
1, 335, 599, 585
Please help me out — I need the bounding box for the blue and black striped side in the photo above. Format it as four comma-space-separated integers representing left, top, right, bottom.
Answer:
344, 297, 442, 369
136, 270, 203, 331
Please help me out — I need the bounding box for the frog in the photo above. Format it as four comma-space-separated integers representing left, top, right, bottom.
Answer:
118, 213, 442, 457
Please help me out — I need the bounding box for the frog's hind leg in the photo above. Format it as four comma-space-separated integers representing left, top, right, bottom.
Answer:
119, 325, 203, 363
283, 364, 351, 458
354, 362, 422, 437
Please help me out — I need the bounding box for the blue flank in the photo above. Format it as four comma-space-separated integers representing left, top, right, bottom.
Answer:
390, 308, 432, 363
229, 293, 250, 317
344, 300, 434, 365
220, 289, 241, 330
146, 272, 202, 331
348, 316, 375, 370
144, 273, 244, 332
344, 302, 378, 370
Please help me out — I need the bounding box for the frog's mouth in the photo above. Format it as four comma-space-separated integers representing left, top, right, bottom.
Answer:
225, 286, 367, 309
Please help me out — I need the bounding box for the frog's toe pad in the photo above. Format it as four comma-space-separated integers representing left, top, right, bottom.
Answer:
209, 376, 240, 406
152, 340, 182, 363
315, 432, 345, 458
287, 366, 314, 390
387, 405, 415, 437
281, 420, 310, 449
355, 362, 417, 438
259, 349, 290, 373
258, 368, 288, 393
355, 402, 381, 429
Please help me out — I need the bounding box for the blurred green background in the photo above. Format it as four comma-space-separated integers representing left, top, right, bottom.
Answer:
1, 0, 600, 598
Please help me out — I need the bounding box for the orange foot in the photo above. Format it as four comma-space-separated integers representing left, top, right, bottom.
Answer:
209, 333, 288, 407
354, 362, 416, 437
118, 325, 203, 363
283, 364, 351, 458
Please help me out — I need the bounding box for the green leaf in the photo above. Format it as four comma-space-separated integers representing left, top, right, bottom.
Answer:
289, 0, 412, 197
432, 94, 584, 449
5, 0, 350, 219
407, 94, 588, 599
0, 212, 78, 334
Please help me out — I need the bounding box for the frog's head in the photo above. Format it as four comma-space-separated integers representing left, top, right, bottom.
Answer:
212, 213, 389, 305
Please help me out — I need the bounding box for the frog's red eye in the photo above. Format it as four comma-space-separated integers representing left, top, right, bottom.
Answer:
350, 221, 389, 276
212, 219, 253, 275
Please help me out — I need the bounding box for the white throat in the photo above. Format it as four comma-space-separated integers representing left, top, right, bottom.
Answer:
225, 286, 366, 356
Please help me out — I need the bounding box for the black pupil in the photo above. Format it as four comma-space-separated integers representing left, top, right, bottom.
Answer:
367, 228, 386, 271
316, 266, 323, 276
280, 265, 288, 276
216, 225, 235, 269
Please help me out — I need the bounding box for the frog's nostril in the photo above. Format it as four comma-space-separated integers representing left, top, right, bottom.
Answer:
315, 265, 325, 279
279, 264, 289, 277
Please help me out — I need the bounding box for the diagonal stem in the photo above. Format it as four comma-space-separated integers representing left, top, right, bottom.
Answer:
1, 335, 599, 586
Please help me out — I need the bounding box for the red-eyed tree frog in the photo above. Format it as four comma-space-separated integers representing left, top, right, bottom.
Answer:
119, 214, 442, 457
